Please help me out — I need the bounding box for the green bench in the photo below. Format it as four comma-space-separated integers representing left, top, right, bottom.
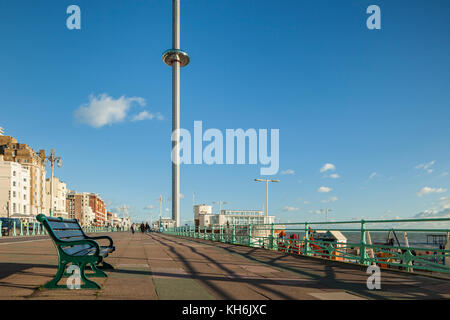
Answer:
37, 214, 115, 289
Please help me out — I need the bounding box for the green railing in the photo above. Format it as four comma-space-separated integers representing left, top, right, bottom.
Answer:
0, 220, 129, 237
164, 217, 450, 275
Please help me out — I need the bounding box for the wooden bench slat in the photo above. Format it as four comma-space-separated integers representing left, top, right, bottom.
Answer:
54, 229, 84, 239
63, 244, 92, 255
47, 220, 80, 230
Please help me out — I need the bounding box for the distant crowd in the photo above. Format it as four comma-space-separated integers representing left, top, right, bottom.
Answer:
130, 222, 150, 234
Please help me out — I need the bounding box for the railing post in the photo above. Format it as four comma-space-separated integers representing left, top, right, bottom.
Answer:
248, 224, 252, 247
37, 223, 40, 235
360, 220, 369, 265
269, 223, 274, 250
32, 222, 36, 235
20, 221, 23, 236
211, 226, 215, 241
0, 221, 2, 237
26, 222, 29, 236
13, 221, 17, 236
232, 224, 236, 244
304, 223, 311, 256
220, 225, 223, 242
204, 226, 207, 240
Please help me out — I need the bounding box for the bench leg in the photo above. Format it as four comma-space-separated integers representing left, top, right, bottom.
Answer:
87, 263, 107, 278
43, 260, 68, 289
98, 261, 115, 270
78, 263, 102, 289
45, 262, 101, 289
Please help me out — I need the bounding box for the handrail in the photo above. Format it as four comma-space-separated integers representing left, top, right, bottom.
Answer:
164, 217, 450, 275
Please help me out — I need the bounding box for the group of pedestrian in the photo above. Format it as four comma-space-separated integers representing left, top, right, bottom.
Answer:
130, 222, 151, 235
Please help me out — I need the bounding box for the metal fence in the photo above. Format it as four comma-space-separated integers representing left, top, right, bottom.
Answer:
164, 217, 450, 275
0, 220, 129, 237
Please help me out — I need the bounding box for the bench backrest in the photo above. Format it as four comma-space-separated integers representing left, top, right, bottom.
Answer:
37, 214, 86, 243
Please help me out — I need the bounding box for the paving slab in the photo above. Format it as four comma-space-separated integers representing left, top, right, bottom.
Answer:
0, 232, 448, 299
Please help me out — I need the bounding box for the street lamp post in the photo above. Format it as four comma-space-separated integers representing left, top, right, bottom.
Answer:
212, 201, 227, 214
162, 0, 190, 228
45, 149, 62, 217
321, 208, 332, 224
254, 179, 279, 218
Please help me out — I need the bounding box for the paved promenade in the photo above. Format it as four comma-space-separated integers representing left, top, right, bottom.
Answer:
0, 232, 448, 300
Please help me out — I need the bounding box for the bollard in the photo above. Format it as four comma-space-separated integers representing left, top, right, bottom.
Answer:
0, 221, 2, 237
248, 224, 252, 247
13, 221, 16, 236
20, 221, 23, 236
32, 222, 35, 236
26, 222, 29, 236
269, 223, 275, 250
220, 225, 223, 243
304, 223, 311, 256
232, 224, 236, 244
360, 220, 369, 265
211, 226, 215, 241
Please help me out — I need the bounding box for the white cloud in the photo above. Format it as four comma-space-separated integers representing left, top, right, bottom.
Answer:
280, 169, 295, 175
132, 111, 155, 121
416, 186, 447, 197
368, 172, 377, 180
320, 163, 335, 173
413, 208, 450, 219
317, 186, 332, 193
308, 210, 323, 215
75, 93, 147, 128
144, 205, 154, 210
439, 197, 450, 209
440, 172, 449, 177
303, 201, 310, 205
179, 193, 185, 199
283, 206, 300, 212
329, 173, 340, 179
415, 160, 435, 174
321, 196, 338, 203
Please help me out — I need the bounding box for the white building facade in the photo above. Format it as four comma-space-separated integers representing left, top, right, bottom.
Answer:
45, 177, 68, 218
0, 156, 31, 219
194, 205, 274, 228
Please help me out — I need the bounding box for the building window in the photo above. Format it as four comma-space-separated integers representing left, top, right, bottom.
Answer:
12, 181, 16, 187
13, 191, 16, 198
13, 171, 16, 176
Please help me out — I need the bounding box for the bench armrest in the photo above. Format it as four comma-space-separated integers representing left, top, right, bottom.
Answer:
86, 235, 113, 248
57, 239, 101, 256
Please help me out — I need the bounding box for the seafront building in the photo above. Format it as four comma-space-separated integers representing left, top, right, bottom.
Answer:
45, 177, 68, 218
194, 204, 275, 228
0, 155, 31, 219
152, 218, 176, 230
0, 134, 48, 216
89, 193, 106, 226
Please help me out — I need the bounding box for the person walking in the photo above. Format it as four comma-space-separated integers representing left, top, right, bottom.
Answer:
131, 223, 136, 235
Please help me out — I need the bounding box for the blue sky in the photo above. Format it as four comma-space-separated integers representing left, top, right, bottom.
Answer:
0, 0, 449, 224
